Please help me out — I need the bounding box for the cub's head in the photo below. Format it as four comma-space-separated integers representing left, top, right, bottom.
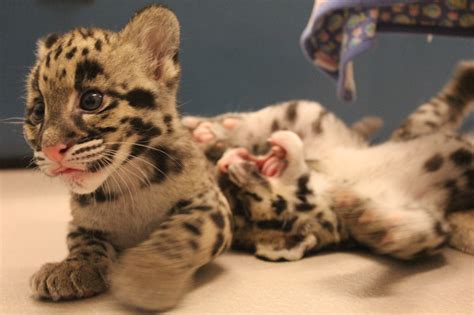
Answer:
24, 5, 182, 194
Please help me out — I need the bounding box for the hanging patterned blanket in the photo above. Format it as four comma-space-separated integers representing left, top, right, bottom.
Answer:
300, 0, 474, 101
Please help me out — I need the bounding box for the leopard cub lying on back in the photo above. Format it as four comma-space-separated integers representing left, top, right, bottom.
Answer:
23, 5, 232, 311
186, 61, 474, 261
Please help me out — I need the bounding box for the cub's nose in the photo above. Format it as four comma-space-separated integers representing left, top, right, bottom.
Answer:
42, 143, 72, 162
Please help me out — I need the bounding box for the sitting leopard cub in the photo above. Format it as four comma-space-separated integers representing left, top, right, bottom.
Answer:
23, 5, 232, 311
187, 61, 474, 260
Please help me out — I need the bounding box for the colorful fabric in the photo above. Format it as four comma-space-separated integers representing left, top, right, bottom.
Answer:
301, 0, 474, 101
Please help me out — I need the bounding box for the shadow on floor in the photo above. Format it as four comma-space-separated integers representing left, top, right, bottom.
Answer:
319, 249, 448, 298
194, 262, 226, 290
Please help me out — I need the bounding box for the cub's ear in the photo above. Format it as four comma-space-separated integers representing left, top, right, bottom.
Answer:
36, 33, 60, 59
120, 4, 180, 81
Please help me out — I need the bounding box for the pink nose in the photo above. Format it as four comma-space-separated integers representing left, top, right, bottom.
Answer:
42, 143, 70, 162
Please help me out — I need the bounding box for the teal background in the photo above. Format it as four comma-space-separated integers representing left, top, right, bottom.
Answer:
1, 0, 473, 166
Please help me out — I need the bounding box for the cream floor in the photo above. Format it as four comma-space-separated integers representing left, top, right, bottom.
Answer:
1, 170, 473, 314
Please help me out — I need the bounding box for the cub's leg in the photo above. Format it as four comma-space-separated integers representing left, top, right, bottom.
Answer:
331, 189, 449, 259
223, 156, 317, 262
391, 61, 474, 141
220, 131, 321, 262
182, 101, 317, 160
110, 191, 232, 311
30, 225, 117, 300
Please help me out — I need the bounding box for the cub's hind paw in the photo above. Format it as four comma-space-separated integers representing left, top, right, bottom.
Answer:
350, 208, 450, 259
30, 260, 107, 301
329, 188, 366, 213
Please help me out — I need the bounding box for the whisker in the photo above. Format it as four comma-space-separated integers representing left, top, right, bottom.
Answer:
97, 153, 138, 207
105, 161, 126, 203
97, 156, 119, 204
102, 151, 151, 187
104, 180, 113, 204
105, 141, 183, 168
94, 157, 116, 204
0, 121, 24, 125
0, 117, 25, 122
109, 164, 134, 208
95, 159, 112, 204
105, 148, 175, 184
114, 165, 136, 211
26, 157, 38, 168
123, 159, 153, 187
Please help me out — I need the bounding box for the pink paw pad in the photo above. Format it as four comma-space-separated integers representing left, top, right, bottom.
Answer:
222, 118, 241, 130
192, 122, 216, 143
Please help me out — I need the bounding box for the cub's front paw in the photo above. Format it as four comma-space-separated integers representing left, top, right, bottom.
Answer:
182, 116, 241, 144
255, 234, 317, 262
110, 247, 192, 311
30, 260, 107, 301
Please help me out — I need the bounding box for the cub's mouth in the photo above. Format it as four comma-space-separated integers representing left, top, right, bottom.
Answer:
51, 166, 87, 176
37, 155, 111, 194
218, 140, 288, 177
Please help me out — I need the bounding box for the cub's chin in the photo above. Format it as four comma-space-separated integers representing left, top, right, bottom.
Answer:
58, 169, 111, 194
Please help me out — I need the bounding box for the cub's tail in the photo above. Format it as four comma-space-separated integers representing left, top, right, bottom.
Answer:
442, 60, 474, 120
391, 61, 474, 141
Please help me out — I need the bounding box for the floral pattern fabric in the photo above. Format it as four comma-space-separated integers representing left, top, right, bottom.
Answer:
300, 0, 474, 101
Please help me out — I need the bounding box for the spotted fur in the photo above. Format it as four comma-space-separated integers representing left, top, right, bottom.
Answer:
221, 124, 473, 261
187, 62, 474, 261
24, 5, 232, 311
182, 100, 385, 256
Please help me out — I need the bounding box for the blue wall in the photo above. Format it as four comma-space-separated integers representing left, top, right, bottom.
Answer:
1, 0, 473, 164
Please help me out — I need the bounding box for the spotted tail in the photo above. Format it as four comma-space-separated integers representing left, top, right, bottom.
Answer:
391, 61, 474, 141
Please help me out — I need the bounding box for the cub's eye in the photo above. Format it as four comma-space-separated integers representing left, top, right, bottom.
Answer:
32, 102, 45, 122
80, 90, 103, 111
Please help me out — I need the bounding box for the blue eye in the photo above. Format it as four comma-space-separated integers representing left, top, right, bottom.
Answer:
80, 90, 103, 111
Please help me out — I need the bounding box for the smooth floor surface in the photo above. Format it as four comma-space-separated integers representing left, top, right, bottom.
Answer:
1, 170, 473, 314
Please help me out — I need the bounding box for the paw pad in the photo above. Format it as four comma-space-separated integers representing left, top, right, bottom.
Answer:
193, 122, 216, 143
222, 118, 241, 130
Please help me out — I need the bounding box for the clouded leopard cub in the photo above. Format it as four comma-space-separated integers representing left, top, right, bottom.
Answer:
23, 5, 232, 311
185, 62, 474, 261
